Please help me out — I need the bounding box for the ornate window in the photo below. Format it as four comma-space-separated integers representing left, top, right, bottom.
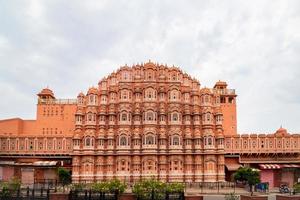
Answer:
75, 115, 82, 123
110, 92, 116, 102
145, 111, 156, 122
184, 93, 190, 102
207, 137, 212, 145
146, 135, 154, 145
169, 89, 180, 101
99, 115, 105, 122
144, 134, 155, 145
87, 113, 96, 122
216, 115, 222, 123
119, 111, 130, 122
78, 96, 84, 105
122, 71, 129, 80
89, 94, 97, 105
172, 113, 179, 121
120, 90, 128, 100
119, 136, 127, 146
160, 115, 166, 122
144, 88, 157, 100
85, 137, 93, 147
172, 135, 180, 145
205, 95, 210, 103
100, 95, 107, 104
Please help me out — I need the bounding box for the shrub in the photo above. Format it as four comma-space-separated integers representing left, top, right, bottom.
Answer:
166, 182, 184, 193
71, 183, 86, 191
0, 182, 10, 199
132, 179, 184, 200
293, 183, 300, 193
225, 192, 239, 200
91, 182, 109, 193
8, 177, 21, 192
107, 179, 126, 194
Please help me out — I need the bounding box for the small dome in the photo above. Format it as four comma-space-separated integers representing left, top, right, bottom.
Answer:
77, 92, 85, 97
276, 126, 287, 133
215, 80, 227, 86
87, 87, 98, 95
275, 126, 288, 136
38, 88, 55, 98
200, 87, 212, 94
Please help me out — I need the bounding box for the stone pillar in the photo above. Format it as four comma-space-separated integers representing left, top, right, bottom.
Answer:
71, 156, 80, 183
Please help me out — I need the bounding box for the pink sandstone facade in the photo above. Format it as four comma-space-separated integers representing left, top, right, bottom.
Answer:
0, 61, 299, 187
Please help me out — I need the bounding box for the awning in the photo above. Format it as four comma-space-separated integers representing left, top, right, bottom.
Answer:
280, 164, 300, 168
259, 164, 281, 169
0, 161, 15, 165
0, 161, 58, 167
225, 163, 242, 171
33, 161, 58, 166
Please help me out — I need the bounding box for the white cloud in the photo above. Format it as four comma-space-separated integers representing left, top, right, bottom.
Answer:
0, 0, 299, 133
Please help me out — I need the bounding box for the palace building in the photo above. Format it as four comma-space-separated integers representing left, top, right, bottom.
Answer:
0, 61, 299, 188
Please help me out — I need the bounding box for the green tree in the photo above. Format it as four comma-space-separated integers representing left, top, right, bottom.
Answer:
233, 167, 260, 195
57, 167, 71, 192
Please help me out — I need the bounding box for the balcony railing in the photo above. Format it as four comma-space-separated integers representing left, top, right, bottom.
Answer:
38, 98, 77, 104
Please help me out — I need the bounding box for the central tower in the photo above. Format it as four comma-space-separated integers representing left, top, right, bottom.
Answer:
72, 61, 235, 183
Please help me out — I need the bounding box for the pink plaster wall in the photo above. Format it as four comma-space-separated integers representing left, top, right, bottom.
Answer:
2, 166, 14, 181
281, 171, 294, 187
260, 170, 274, 188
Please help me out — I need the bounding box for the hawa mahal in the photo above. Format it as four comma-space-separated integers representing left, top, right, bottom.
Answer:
0, 61, 299, 188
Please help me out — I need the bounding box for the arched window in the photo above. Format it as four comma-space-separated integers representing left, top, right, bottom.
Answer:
121, 90, 128, 100
85, 137, 93, 146
121, 113, 127, 121
119, 136, 127, 146
110, 92, 116, 102
144, 88, 157, 100
87, 113, 92, 121
205, 95, 209, 103
89, 95, 94, 104
207, 137, 212, 145
184, 93, 189, 102
146, 111, 156, 121
172, 136, 180, 145
100, 95, 107, 103
145, 134, 155, 145
206, 113, 211, 121
172, 113, 179, 121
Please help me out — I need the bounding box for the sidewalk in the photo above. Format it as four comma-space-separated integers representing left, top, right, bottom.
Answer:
185, 186, 284, 195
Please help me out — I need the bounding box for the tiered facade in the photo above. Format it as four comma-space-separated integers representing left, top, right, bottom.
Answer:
6, 61, 300, 187
71, 61, 236, 183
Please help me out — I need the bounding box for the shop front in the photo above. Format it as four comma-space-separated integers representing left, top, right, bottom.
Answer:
259, 164, 300, 188
0, 160, 61, 186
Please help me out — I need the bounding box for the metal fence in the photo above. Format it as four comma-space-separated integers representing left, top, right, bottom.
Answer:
184, 182, 238, 194
0, 187, 50, 200
136, 191, 185, 200
69, 190, 118, 200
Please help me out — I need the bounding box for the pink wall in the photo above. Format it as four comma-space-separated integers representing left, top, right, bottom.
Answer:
281, 171, 294, 187
2, 166, 15, 181
260, 170, 274, 188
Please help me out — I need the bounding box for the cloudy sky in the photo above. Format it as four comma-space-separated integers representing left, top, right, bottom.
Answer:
0, 0, 299, 133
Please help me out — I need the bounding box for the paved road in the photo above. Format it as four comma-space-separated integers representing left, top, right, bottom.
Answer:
202, 194, 277, 200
